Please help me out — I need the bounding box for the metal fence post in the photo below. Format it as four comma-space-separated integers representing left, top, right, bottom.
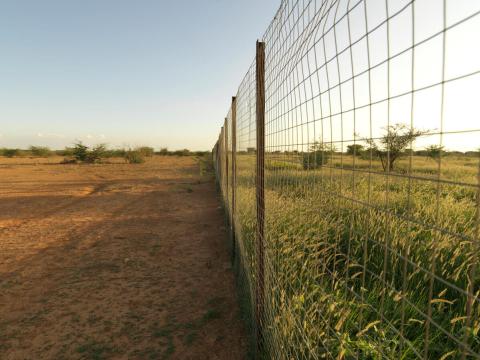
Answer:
219, 127, 224, 187
255, 40, 266, 357
231, 97, 237, 263
224, 118, 229, 216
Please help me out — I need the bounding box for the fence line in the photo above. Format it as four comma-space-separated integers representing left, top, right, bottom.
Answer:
213, 0, 480, 358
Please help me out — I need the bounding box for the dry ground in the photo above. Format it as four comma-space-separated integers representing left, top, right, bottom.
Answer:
0, 156, 246, 359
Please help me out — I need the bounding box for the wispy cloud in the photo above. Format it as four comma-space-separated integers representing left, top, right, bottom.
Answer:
85, 134, 106, 140
37, 132, 65, 139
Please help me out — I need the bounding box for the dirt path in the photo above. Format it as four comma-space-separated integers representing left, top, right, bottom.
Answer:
0, 156, 246, 359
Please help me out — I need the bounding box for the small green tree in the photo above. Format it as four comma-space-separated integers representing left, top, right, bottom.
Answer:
425, 145, 445, 164
158, 147, 169, 156
346, 144, 364, 156
137, 146, 154, 157
302, 142, 334, 170
124, 149, 145, 164
72, 142, 89, 162
85, 144, 107, 163
29, 146, 52, 157
363, 124, 428, 172
3, 149, 19, 158
173, 149, 191, 156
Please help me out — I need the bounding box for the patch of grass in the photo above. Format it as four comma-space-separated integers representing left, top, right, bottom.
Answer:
198, 154, 214, 176
183, 332, 197, 346
227, 153, 480, 358
76, 340, 112, 360
151, 323, 177, 359
124, 149, 145, 164
201, 309, 221, 324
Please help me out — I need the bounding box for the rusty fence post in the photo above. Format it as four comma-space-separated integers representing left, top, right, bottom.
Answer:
231, 97, 237, 263
255, 40, 266, 357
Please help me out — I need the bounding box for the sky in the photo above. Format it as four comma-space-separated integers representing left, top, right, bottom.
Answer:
1, 0, 478, 152
0, 0, 280, 150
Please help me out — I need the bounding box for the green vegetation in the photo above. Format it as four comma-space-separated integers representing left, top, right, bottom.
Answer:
0, 145, 211, 160
302, 142, 332, 170
2, 148, 20, 158
363, 124, 429, 172
29, 146, 52, 157
71, 142, 108, 163
124, 149, 145, 164
76, 340, 113, 360
231, 144, 479, 359
425, 145, 446, 164
347, 144, 364, 156
137, 146, 154, 157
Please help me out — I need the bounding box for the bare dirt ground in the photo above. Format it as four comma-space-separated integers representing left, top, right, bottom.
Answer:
0, 156, 246, 359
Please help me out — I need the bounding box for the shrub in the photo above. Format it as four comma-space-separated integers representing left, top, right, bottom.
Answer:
3, 148, 20, 158
29, 146, 52, 157
105, 149, 126, 158
56, 147, 74, 157
137, 146, 154, 157
124, 150, 145, 164
173, 149, 191, 156
72, 142, 89, 162
157, 147, 169, 156
302, 151, 329, 170
85, 144, 107, 163
425, 145, 446, 164
302, 142, 332, 170
346, 144, 364, 156
193, 151, 210, 157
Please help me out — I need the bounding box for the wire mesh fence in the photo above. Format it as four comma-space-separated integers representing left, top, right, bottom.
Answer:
213, 0, 480, 358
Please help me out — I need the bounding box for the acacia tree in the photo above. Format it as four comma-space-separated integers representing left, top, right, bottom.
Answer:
364, 124, 428, 172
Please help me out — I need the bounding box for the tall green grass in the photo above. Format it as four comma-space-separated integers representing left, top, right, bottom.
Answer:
227, 153, 479, 359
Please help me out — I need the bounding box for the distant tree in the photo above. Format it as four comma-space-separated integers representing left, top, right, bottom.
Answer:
57, 147, 75, 157
29, 146, 52, 157
302, 142, 335, 170
72, 142, 89, 162
363, 124, 429, 172
173, 149, 191, 156
137, 146, 154, 157
124, 149, 145, 164
425, 145, 445, 164
346, 144, 364, 156
158, 147, 169, 156
3, 148, 19, 158
85, 144, 107, 163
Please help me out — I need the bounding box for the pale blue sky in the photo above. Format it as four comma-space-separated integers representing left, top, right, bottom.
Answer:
0, 0, 280, 150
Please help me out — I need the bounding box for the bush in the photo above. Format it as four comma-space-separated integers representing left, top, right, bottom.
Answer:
2, 148, 20, 158
29, 146, 52, 157
85, 144, 107, 163
302, 142, 332, 170
346, 144, 364, 156
193, 151, 210, 157
173, 149, 191, 156
72, 142, 89, 162
124, 150, 145, 164
137, 146, 154, 157
157, 147, 169, 156
103, 148, 126, 158
56, 147, 74, 157
302, 151, 329, 170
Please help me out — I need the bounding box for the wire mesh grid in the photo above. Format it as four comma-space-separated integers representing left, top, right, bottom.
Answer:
213, 0, 480, 358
